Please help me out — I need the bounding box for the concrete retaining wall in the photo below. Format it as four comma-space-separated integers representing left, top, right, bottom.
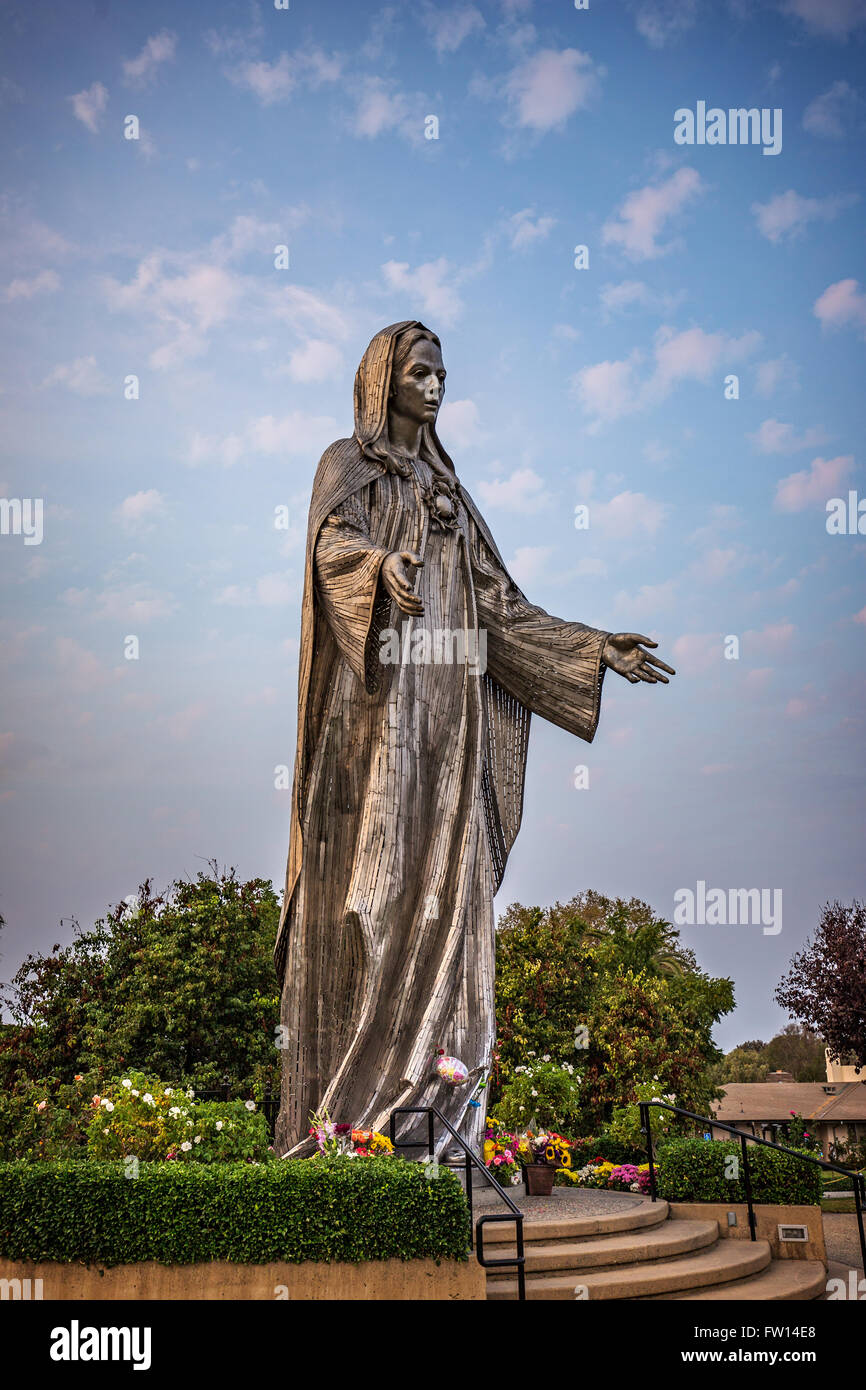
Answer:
668, 1203, 826, 1264
0, 1256, 486, 1301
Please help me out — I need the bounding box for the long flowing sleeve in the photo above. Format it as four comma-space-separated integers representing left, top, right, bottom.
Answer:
471, 523, 609, 742
313, 489, 392, 692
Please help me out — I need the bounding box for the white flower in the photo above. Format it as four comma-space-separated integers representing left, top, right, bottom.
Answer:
245, 1100, 256, 1111
187, 1120, 193, 1127
186, 1088, 195, 1099
121, 1079, 132, 1089
194, 1135, 202, 1144
530, 1089, 538, 1097
180, 1141, 192, 1152
131, 1089, 140, 1097
527, 1051, 536, 1058
142, 1093, 154, 1106
164, 1088, 173, 1097
100, 1099, 115, 1112
103, 1127, 110, 1134
215, 1121, 224, 1132
542, 1054, 551, 1063
169, 1107, 181, 1118
518, 1105, 525, 1112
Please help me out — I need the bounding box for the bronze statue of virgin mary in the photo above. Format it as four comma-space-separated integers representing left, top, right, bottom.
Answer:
274, 320, 674, 1156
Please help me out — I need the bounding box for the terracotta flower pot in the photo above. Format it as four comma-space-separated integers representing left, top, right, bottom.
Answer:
523, 1162, 555, 1196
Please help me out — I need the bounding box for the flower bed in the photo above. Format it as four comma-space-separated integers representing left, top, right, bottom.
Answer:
0, 1156, 470, 1266
556, 1159, 652, 1193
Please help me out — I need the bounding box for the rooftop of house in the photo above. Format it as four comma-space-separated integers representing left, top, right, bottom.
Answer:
712, 1081, 866, 1123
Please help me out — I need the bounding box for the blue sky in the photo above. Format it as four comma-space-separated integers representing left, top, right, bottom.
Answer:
1, 0, 864, 1050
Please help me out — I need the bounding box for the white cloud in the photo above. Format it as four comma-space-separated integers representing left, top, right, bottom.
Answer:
594, 491, 668, 538
633, 0, 698, 48
423, 4, 485, 54
437, 399, 482, 449
5, 269, 60, 301
509, 545, 553, 586
602, 168, 705, 261
43, 356, 109, 396
803, 81, 861, 138
751, 189, 857, 242
381, 257, 463, 325
69, 81, 108, 132
670, 632, 720, 675
754, 355, 799, 397
599, 279, 683, 316
774, 455, 854, 510
574, 324, 760, 425
690, 548, 743, 582
503, 48, 601, 132
54, 637, 120, 693
780, 0, 866, 40
573, 357, 640, 424
116, 490, 167, 529
507, 207, 557, 250
613, 579, 676, 618
247, 412, 339, 458
748, 419, 828, 453
122, 30, 177, 86
285, 339, 343, 383
813, 278, 866, 335
476, 467, 551, 512
352, 78, 420, 140
225, 48, 342, 106
216, 573, 298, 607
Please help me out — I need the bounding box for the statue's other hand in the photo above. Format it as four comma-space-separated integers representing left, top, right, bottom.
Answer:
382, 550, 425, 616
602, 632, 676, 685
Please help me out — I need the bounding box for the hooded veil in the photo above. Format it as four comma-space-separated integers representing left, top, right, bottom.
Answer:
274, 321, 608, 1155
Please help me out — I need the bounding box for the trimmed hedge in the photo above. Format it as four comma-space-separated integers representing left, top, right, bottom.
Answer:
0, 1157, 471, 1266
655, 1138, 823, 1205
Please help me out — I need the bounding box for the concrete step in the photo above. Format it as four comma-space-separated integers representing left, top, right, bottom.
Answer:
487, 1218, 719, 1277
487, 1236, 772, 1300
645, 1258, 827, 1301
478, 1197, 670, 1247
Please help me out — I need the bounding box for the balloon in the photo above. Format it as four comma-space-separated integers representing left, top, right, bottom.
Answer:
435, 1055, 469, 1086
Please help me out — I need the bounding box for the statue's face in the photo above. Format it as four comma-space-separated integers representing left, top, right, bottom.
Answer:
390, 339, 446, 428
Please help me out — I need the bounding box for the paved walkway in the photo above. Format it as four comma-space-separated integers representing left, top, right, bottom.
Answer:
470, 1183, 644, 1221
823, 1214, 865, 1271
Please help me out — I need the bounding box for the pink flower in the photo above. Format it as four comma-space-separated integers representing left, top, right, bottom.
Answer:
493, 1155, 502, 1166
504, 1150, 513, 1162
36, 1100, 47, 1112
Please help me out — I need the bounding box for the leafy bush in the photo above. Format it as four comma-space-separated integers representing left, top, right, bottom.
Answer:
0, 1073, 100, 1162
655, 1138, 823, 1205
494, 1058, 583, 1132
0, 1158, 471, 1265
567, 1134, 648, 1166
84, 1073, 271, 1163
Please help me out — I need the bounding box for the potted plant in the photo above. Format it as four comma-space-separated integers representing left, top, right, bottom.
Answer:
520, 1132, 572, 1196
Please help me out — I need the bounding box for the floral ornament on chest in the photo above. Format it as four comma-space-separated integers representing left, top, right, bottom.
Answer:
421, 475, 461, 531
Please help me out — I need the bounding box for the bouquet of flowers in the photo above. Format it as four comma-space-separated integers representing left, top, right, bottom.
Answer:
523, 1130, 573, 1168
482, 1117, 522, 1186
308, 1110, 394, 1158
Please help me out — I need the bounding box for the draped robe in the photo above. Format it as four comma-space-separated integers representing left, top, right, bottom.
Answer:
275, 328, 610, 1157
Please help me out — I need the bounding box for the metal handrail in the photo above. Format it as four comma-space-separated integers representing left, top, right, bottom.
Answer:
389, 1105, 526, 1300
639, 1100, 866, 1272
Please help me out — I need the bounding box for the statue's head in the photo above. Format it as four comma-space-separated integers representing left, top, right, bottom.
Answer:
354, 321, 453, 476
388, 326, 445, 433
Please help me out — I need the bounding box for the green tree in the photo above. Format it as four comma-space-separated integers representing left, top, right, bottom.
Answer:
763, 1023, 826, 1081
492, 892, 734, 1133
1, 867, 281, 1095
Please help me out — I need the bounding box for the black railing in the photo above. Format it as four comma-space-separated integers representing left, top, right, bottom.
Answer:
389, 1105, 526, 1300
639, 1100, 866, 1273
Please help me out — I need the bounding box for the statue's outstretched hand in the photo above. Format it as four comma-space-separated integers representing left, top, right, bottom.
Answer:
602, 632, 676, 685
382, 550, 424, 616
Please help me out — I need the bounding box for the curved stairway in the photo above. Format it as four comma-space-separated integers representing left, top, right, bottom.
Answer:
482, 1195, 827, 1300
